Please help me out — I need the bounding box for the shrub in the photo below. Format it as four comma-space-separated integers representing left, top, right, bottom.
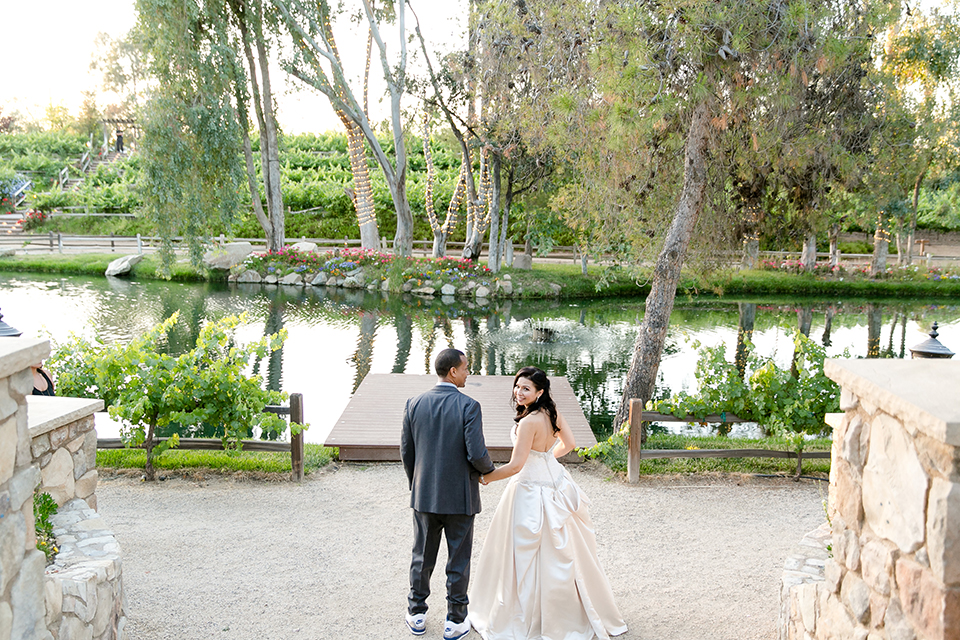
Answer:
34, 491, 59, 565
47, 313, 290, 480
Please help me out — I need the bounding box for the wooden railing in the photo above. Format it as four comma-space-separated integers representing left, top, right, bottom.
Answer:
98, 393, 306, 481
11, 178, 32, 208
624, 400, 830, 484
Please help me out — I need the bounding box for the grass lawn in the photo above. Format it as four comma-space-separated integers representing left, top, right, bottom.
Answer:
97, 444, 338, 477
0, 253, 209, 281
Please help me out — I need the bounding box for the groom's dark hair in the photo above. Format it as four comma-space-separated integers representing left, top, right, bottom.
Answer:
435, 348, 465, 378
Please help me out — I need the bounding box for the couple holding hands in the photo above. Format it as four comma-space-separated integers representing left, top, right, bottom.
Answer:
401, 349, 627, 640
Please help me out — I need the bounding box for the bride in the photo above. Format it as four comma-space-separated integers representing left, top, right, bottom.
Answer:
469, 367, 627, 640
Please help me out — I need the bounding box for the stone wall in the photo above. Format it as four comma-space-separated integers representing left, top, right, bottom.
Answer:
0, 338, 53, 640
27, 397, 104, 511
781, 359, 960, 640
44, 500, 125, 640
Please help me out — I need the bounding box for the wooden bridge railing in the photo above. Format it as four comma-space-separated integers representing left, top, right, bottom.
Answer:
98, 393, 305, 481
625, 399, 831, 484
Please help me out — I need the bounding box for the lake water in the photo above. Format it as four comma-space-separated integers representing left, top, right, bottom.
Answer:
4, 272, 958, 443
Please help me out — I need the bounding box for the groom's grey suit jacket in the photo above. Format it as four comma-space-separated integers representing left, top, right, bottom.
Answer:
401, 383, 495, 516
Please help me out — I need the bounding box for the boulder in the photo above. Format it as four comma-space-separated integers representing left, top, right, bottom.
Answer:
264, 274, 278, 284
104, 254, 143, 277
237, 270, 262, 283
440, 283, 457, 296
280, 273, 303, 286
497, 280, 514, 296
310, 273, 328, 286
475, 285, 491, 298
402, 281, 415, 292
289, 242, 318, 254
412, 287, 436, 296
548, 283, 562, 296
0, 247, 16, 257
202, 242, 253, 270
513, 254, 533, 270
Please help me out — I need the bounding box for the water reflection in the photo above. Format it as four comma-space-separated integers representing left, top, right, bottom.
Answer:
2, 272, 958, 444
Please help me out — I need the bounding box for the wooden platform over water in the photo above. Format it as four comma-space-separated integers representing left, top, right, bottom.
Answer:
325, 374, 596, 462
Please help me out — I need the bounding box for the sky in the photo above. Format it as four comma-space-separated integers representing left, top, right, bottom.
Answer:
3, 0, 466, 135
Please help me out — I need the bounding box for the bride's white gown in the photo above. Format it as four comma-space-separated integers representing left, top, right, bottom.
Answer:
469, 431, 627, 640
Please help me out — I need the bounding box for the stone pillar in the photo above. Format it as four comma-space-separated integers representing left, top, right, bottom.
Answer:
783, 359, 959, 640
0, 338, 53, 640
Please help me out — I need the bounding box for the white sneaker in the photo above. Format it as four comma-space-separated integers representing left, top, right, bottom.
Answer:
405, 612, 426, 636
443, 619, 471, 640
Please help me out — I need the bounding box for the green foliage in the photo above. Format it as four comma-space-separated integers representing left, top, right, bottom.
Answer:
34, 491, 59, 564
651, 331, 842, 440
29, 191, 75, 213
48, 312, 290, 479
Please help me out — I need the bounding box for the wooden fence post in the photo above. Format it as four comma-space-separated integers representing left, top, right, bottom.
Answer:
290, 393, 304, 482
136, 234, 142, 254
627, 399, 644, 484
57, 233, 63, 254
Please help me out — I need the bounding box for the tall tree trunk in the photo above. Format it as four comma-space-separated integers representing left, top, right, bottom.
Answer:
254, 19, 284, 252
235, 97, 270, 239
906, 170, 925, 265
237, 11, 283, 250
800, 231, 817, 271
614, 100, 711, 433
486, 152, 503, 272
345, 123, 379, 249
498, 167, 513, 268
740, 198, 761, 269
828, 224, 840, 270
870, 222, 889, 277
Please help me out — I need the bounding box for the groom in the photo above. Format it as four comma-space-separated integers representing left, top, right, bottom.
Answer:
401, 348, 495, 640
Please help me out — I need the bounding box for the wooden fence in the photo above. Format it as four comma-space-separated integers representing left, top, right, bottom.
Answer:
97, 393, 306, 482
625, 400, 831, 484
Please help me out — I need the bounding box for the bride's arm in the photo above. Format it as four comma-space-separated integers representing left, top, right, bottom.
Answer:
552, 412, 576, 459
481, 418, 536, 484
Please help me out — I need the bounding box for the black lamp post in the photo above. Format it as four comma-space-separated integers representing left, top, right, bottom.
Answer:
0, 309, 22, 337
909, 322, 954, 359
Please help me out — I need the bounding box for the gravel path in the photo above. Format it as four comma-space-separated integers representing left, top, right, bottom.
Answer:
96, 463, 826, 640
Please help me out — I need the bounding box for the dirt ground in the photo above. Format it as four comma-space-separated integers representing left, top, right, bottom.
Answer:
96, 462, 826, 640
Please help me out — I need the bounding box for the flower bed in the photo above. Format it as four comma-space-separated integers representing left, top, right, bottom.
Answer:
757, 258, 960, 282
239, 247, 496, 292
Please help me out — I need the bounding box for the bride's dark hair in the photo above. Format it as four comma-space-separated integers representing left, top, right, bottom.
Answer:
512, 366, 559, 434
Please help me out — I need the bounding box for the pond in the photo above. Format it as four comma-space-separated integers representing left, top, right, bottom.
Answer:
3, 272, 958, 444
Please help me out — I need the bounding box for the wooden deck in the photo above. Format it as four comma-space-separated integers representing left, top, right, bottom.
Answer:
325, 374, 597, 462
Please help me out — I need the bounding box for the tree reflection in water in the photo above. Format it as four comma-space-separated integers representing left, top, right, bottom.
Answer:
5, 273, 960, 443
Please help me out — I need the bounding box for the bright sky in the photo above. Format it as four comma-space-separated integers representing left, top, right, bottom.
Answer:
3, 0, 466, 135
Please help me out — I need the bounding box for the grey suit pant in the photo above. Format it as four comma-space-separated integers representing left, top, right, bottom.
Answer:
408, 510, 474, 624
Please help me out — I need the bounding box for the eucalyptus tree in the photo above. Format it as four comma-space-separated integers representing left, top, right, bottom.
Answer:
136, 0, 287, 265
483, 0, 883, 430
869, 4, 960, 268
271, 0, 414, 255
